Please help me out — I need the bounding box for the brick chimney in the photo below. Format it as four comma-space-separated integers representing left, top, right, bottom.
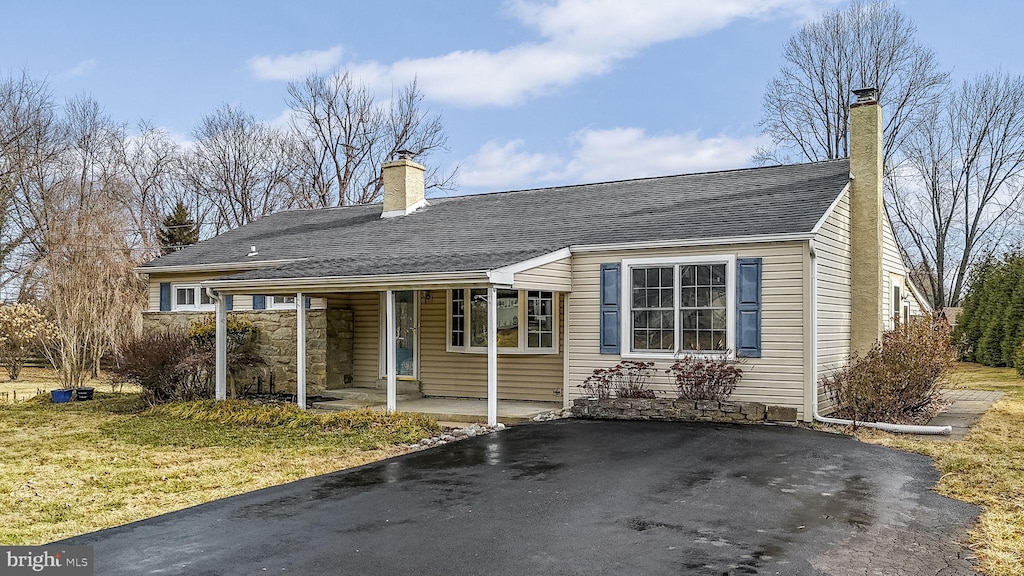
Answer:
381, 150, 427, 218
849, 87, 884, 356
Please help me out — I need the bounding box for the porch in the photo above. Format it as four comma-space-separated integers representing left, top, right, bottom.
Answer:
207, 279, 569, 426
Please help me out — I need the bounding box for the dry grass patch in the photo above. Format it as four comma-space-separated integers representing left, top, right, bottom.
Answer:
0, 393, 439, 545
856, 364, 1024, 576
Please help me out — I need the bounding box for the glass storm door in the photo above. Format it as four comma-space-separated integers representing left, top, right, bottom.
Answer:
394, 291, 417, 378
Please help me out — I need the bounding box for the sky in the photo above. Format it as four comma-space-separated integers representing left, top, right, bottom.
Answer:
2, 0, 1023, 196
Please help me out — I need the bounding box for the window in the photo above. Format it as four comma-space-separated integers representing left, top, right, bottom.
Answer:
448, 288, 558, 353
270, 295, 297, 309
680, 264, 727, 351
450, 289, 465, 347
172, 285, 214, 311
893, 285, 901, 324
527, 291, 554, 348
622, 256, 735, 357
631, 266, 674, 351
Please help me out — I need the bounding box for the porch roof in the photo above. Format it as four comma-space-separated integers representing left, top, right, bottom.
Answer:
141, 159, 851, 284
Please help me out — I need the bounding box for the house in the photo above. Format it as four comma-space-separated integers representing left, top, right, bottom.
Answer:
138, 88, 929, 425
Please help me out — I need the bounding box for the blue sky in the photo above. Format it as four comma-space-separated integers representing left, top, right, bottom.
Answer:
3, 0, 1022, 195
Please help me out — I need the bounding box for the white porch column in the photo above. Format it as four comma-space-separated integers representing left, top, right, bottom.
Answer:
296, 292, 306, 410
487, 285, 498, 426
214, 291, 227, 401
385, 289, 397, 413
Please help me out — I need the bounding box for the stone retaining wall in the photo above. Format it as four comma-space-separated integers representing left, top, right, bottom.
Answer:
571, 397, 798, 424
142, 310, 354, 395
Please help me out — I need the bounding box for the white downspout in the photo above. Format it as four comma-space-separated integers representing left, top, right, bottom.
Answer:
808, 240, 951, 435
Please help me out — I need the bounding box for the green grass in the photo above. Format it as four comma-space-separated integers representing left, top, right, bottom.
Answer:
857, 363, 1024, 576
0, 393, 439, 545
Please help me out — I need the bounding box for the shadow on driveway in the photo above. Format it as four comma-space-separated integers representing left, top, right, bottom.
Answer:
65, 420, 978, 575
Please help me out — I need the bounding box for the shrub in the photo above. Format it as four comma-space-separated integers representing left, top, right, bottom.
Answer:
821, 318, 955, 424
667, 353, 743, 401
0, 304, 55, 381
109, 329, 207, 404
187, 314, 256, 349
579, 360, 657, 399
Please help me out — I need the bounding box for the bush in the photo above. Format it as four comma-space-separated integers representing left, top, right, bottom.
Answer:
109, 329, 208, 404
667, 353, 743, 401
0, 304, 54, 381
579, 360, 657, 399
821, 319, 955, 424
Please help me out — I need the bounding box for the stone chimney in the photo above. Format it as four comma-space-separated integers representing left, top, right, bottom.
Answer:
849, 87, 884, 356
381, 150, 427, 218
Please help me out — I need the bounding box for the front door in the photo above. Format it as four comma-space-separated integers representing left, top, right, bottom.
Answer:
393, 290, 417, 379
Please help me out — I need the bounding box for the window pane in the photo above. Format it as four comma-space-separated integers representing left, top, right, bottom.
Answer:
711, 286, 727, 307
696, 287, 710, 307
682, 330, 698, 351
632, 268, 646, 288
698, 331, 713, 351
176, 288, 194, 306
712, 309, 727, 330
681, 309, 697, 330
528, 333, 539, 347
711, 264, 726, 286
696, 265, 710, 286
496, 289, 519, 347
681, 287, 696, 307
541, 333, 552, 348
200, 290, 213, 305
711, 331, 726, 351
470, 288, 488, 347
681, 265, 695, 286
661, 267, 673, 286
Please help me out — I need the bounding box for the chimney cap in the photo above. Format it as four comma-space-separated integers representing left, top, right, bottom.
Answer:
853, 87, 879, 103
395, 149, 416, 160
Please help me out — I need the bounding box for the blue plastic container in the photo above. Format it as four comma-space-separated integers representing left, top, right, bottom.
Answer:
50, 389, 73, 403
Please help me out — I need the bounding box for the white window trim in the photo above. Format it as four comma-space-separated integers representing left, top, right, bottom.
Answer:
446, 287, 560, 355
171, 284, 215, 312
268, 295, 298, 310
620, 254, 736, 360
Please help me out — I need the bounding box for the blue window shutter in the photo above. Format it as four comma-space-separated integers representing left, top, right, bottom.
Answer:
304, 297, 311, 310
159, 282, 171, 311
225, 295, 233, 311
252, 295, 266, 310
736, 258, 762, 358
599, 263, 621, 354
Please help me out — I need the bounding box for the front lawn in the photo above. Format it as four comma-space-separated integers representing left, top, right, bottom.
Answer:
0, 392, 439, 545
859, 363, 1024, 576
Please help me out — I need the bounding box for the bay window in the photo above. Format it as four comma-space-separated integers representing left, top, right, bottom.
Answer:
449, 288, 558, 353
622, 256, 735, 357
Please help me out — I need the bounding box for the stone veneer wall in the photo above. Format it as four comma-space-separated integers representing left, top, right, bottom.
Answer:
142, 309, 354, 395
571, 397, 798, 424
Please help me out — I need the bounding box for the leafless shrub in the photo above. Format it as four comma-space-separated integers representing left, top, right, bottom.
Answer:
667, 354, 743, 401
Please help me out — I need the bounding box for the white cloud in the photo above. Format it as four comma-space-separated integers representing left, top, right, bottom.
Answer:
247, 46, 344, 81
459, 127, 766, 190
460, 139, 562, 189
344, 0, 835, 107
63, 58, 97, 78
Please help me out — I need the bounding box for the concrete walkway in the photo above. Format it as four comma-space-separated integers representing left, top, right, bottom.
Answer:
919, 389, 1004, 441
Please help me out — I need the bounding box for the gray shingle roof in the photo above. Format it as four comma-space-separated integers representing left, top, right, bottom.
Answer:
141, 159, 851, 281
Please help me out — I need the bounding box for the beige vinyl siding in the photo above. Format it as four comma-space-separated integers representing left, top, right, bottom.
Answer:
513, 257, 572, 291
342, 289, 564, 401
814, 190, 852, 413
567, 242, 809, 417
881, 213, 917, 329
342, 292, 383, 388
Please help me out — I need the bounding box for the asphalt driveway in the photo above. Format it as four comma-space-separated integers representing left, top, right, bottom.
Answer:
65, 420, 978, 575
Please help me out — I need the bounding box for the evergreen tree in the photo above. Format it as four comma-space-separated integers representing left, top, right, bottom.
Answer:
156, 200, 200, 255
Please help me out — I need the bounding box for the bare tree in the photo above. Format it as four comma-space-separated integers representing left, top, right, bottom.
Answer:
184, 104, 295, 232
889, 73, 1024, 307
756, 0, 947, 167
286, 73, 455, 208
114, 122, 183, 259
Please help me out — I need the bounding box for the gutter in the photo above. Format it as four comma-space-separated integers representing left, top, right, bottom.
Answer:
807, 239, 951, 435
